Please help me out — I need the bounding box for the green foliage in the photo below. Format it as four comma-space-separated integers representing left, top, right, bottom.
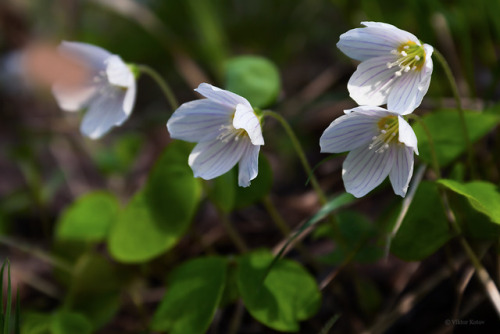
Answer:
109, 141, 201, 263
315, 211, 383, 264
438, 180, 500, 225
208, 155, 273, 211
391, 181, 452, 261
274, 193, 356, 261
21, 311, 92, 334
225, 56, 281, 108
55, 192, 119, 242
236, 250, 321, 332
151, 257, 227, 334
64, 253, 122, 329
413, 110, 500, 167
92, 134, 144, 175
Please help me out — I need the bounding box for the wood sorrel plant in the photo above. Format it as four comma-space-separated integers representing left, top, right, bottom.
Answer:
4, 4, 500, 333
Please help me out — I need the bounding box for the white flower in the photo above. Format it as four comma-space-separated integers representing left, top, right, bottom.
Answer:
337, 22, 433, 115
52, 41, 136, 139
320, 106, 418, 198
167, 83, 264, 187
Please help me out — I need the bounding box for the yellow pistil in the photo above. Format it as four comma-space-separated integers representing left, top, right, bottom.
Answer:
387, 41, 426, 76
369, 116, 399, 153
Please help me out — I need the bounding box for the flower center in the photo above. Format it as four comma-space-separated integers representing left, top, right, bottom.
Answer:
216, 113, 247, 143
369, 116, 399, 153
387, 41, 426, 77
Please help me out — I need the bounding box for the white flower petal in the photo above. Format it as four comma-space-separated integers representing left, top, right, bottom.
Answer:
106, 55, 134, 88
238, 141, 260, 187
389, 145, 414, 197
80, 88, 128, 139
361, 22, 420, 43
320, 112, 378, 153
233, 104, 264, 145
123, 81, 136, 115
342, 145, 395, 198
59, 41, 111, 70
344, 105, 392, 117
397, 116, 418, 154
52, 83, 96, 111
188, 136, 246, 180
195, 83, 252, 109
338, 29, 400, 62
386, 71, 423, 115
348, 56, 399, 107
167, 99, 233, 142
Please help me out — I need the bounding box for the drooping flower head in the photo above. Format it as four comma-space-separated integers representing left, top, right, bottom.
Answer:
52, 41, 136, 139
167, 83, 264, 187
320, 106, 418, 198
337, 22, 433, 115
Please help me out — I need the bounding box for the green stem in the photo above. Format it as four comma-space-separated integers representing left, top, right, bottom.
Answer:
0, 235, 73, 273
262, 195, 319, 268
433, 49, 474, 177
440, 192, 500, 317
407, 114, 441, 178
262, 110, 327, 205
137, 64, 179, 110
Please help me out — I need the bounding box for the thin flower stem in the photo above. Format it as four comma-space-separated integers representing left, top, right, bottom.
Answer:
262, 110, 327, 205
261, 195, 319, 268
407, 114, 441, 178
218, 212, 248, 253
384, 164, 427, 260
0, 235, 73, 274
440, 191, 500, 317
433, 49, 475, 177
137, 64, 179, 110
262, 110, 343, 244
409, 113, 500, 316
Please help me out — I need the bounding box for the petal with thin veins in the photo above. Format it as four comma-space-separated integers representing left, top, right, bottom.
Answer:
361, 22, 420, 43
167, 99, 233, 143
342, 145, 395, 198
320, 112, 378, 153
188, 136, 246, 180
106, 55, 134, 88
348, 56, 399, 107
389, 145, 414, 197
233, 104, 264, 145
238, 141, 260, 187
195, 83, 251, 109
387, 70, 423, 115
80, 88, 128, 139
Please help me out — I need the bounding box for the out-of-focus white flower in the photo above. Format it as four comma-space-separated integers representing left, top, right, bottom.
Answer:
167, 83, 264, 187
52, 41, 136, 139
337, 22, 433, 115
320, 106, 418, 198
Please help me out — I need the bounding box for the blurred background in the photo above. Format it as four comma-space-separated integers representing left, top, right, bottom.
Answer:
1, 0, 500, 333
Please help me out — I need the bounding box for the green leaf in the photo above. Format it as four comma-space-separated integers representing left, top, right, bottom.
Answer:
234, 155, 273, 209
237, 250, 321, 332
438, 179, 500, 225
151, 257, 227, 334
65, 253, 122, 329
56, 192, 119, 242
225, 55, 281, 108
50, 311, 92, 334
391, 181, 452, 261
109, 141, 201, 263
413, 109, 500, 167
